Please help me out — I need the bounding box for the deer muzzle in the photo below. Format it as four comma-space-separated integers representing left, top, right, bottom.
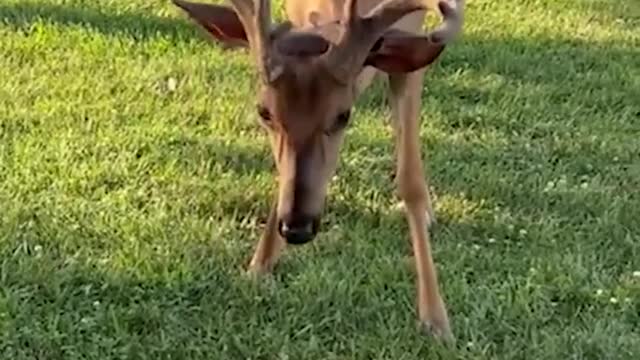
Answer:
278, 214, 319, 245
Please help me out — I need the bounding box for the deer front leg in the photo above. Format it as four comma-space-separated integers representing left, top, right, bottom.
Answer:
247, 199, 286, 275
388, 70, 452, 342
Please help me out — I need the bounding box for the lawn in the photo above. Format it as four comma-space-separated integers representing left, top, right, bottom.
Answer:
1, 0, 639, 358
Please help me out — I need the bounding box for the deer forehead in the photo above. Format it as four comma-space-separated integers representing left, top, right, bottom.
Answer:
266, 62, 350, 115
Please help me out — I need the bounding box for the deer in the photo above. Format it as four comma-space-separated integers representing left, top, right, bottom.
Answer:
172, 0, 465, 341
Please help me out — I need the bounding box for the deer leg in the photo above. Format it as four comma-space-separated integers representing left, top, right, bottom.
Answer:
388, 70, 452, 341
247, 198, 286, 274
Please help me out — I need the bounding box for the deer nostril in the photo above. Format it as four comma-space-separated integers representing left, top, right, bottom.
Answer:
278, 218, 315, 245
278, 220, 289, 237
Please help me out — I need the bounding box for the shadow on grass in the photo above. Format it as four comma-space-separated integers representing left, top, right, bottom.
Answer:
1, 239, 465, 359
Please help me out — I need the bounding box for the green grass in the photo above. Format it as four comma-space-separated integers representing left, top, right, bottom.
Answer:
1, 0, 639, 358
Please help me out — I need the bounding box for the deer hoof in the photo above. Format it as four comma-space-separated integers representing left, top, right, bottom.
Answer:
245, 261, 275, 279
417, 318, 455, 344
243, 266, 278, 287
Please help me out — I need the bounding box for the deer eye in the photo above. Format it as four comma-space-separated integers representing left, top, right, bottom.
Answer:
325, 110, 351, 135
256, 104, 273, 127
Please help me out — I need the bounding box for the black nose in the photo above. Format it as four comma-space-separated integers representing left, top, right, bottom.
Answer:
278, 217, 317, 245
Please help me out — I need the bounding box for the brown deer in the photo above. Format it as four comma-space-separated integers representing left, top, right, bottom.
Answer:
172, 0, 465, 340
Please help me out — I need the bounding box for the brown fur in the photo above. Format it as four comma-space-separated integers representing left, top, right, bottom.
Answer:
173, 0, 465, 341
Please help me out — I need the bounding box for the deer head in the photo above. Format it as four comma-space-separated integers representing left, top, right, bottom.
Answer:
173, 0, 463, 244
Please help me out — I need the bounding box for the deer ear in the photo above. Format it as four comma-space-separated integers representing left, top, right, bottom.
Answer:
173, 0, 249, 48
365, 29, 446, 73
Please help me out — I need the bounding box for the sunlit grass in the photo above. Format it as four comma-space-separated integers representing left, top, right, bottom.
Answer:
1, 0, 639, 358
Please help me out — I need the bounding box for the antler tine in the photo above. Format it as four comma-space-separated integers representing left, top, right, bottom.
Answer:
427, 0, 465, 44
366, 0, 425, 29
343, 0, 359, 24
229, 0, 283, 83
325, 0, 427, 82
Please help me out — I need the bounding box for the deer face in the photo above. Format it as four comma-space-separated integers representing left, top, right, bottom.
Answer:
173, 0, 462, 244
257, 63, 355, 243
